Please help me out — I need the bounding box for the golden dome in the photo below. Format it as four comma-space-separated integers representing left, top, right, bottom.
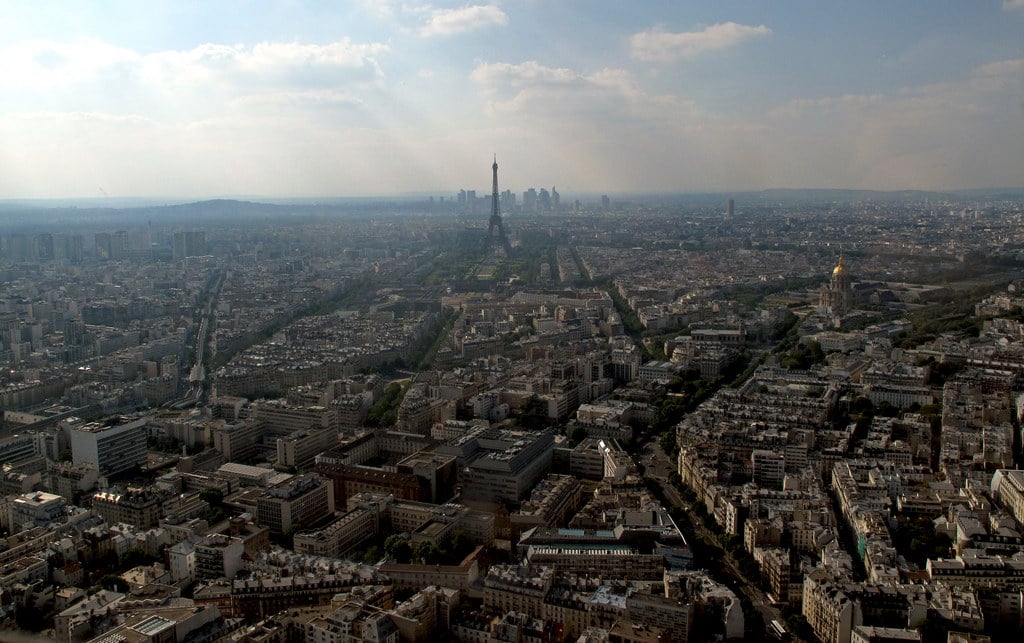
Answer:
832, 255, 845, 277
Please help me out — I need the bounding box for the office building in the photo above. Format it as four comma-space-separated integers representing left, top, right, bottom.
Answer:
276, 426, 338, 471
293, 508, 376, 559
210, 418, 263, 463
66, 416, 148, 477
446, 429, 554, 504
256, 473, 335, 534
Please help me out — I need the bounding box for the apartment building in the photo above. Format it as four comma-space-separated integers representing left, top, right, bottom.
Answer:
91, 486, 166, 529
194, 532, 245, 581
510, 474, 583, 543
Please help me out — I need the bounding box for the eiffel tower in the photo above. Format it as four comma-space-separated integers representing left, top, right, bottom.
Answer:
488, 156, 512, 254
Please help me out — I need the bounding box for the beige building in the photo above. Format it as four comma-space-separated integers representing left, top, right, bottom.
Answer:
525, 544, 663, 580
304, 601, 398, 643
255, 399, 338, 438
803, 569, 854, 643
483, 564, 554, 618
379, 546, 483, 593
256, 473, 335, 534
992, 469, 1024, 525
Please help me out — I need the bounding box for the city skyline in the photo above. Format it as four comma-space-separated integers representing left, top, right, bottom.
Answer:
0, 1, 1022, 199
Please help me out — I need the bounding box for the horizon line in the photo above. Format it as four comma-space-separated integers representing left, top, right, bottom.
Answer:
2, 185, 1023, 207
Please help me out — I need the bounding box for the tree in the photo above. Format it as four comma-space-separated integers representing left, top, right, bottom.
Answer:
363, 545, 382, 565
518, 395, 549, 431
567, 425, 588, 447
659, 429, 678, 458
849, 396, 873, 416
875, 400, 899, 417
99, 574, 128, 593
651, 397, 687, 433
781, 339, 825, 369
414, 540, 441, 565
668, 471, 683, 490
384, 534, 412, 564
120, 547, 153, 570
208, 507, 227, 525
440, 529, 473, 564
199, 486, 224, 507
94, 550, 119, 571
366, 382, 406, 428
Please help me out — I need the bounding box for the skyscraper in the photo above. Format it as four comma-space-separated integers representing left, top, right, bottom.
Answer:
173, 230, 207, 260
488, 156, 512, 254
523, 188, 538, 211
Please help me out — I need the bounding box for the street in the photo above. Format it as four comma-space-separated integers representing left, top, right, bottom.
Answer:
642, 441, 804, 641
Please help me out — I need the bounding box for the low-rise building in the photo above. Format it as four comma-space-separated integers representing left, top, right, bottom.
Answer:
10, 490, 67, 530
379, 546, 483, 594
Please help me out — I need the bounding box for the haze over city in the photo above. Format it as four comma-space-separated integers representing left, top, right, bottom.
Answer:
1, 1, 1023, 199
6, 4, 1024, 643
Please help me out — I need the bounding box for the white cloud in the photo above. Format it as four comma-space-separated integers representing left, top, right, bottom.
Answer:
470, 61, 578, 86
357, 0, 401, 20
463, 56, 1024, 194
469, 60, 695, 114
760, 58, 1024, 190
630, 22, 771, 62
0, 38, 139, 91
419, 5, 508, 37
231, 89, 364, 110
140, 39, 388, 91
1, 28, 1021, 198
1003, 0, 1024, 10
0, 38, 389, 97
974, 58, 1024, 77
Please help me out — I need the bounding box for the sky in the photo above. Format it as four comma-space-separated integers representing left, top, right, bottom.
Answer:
0, 1, 1022, 199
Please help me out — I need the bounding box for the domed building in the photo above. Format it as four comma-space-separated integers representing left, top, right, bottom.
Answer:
820, 254, 852, 317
